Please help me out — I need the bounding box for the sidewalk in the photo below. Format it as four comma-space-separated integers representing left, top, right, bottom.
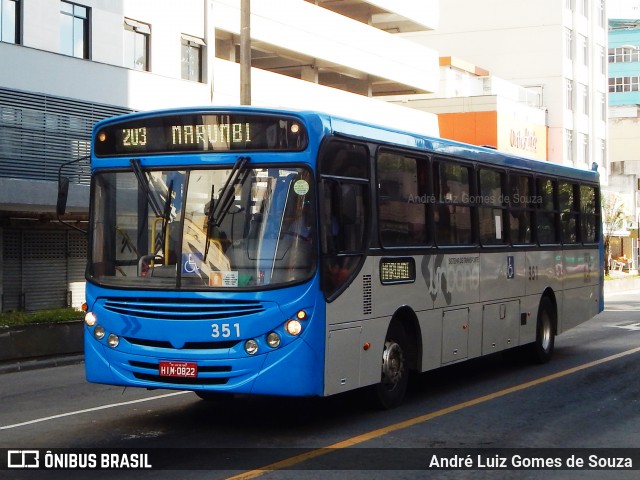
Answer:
603, 272, 640, 296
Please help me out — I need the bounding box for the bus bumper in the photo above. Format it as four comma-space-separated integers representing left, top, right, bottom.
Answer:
84, 328, 324, 397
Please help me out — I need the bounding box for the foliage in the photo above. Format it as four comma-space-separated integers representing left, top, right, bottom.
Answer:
0, 308, 83, 327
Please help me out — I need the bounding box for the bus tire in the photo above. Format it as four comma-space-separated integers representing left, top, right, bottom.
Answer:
527, 296, 555, 364
373, 322, 409, 409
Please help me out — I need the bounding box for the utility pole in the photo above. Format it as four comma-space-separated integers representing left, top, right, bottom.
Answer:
240, 0, 251, 105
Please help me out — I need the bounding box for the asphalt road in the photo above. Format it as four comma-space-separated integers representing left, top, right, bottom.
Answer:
3, 289, 640, 480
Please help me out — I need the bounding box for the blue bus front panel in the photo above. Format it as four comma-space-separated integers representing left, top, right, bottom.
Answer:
83, 281, 326, 397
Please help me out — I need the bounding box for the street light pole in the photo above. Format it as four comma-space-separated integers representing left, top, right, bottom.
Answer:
240, 0, 251, 105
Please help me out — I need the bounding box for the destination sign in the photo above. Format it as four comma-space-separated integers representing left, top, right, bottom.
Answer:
380, 257, 416, 285
94, 113, 308, 156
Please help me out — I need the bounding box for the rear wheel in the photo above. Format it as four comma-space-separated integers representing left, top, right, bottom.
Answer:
373, 322, 409, 409
527, 296, 555, 364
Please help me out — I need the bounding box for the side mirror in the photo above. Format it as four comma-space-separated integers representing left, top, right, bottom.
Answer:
57, 176, 70, 216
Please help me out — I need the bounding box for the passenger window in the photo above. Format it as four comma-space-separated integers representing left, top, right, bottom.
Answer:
580, 185, 599, 243
536, 178, 559, 244
319, 140, 369, 299
433, 160, 473, 245
478, 169, 507, 245
320, 180, 367, 255
377, 151, 428, 247
560, 182, 579, 244
508, 174, 534, 244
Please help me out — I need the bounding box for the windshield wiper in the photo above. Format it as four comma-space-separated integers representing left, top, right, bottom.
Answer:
204, 156, 250, 260
130, 159, 163, 217
130, 159, 175, 258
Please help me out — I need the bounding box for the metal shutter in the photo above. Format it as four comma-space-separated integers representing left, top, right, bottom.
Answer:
67, 231, 87, 308
2, 230, 22, 312
23, 231, 68, 311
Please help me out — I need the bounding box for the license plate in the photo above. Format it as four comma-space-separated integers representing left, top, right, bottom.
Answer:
159, 361, 198, 378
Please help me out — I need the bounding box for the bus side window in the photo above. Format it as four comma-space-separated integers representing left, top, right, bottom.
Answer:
536, 178, 559, 244
377, 151, 428, 247
478, 168, 507, 245
320, 179, 367, 295
509, 174, 534, 244
318, 141, 369, 299
433, 160, 473, 246
580, 185, 599, 243
560, 182, 579, 244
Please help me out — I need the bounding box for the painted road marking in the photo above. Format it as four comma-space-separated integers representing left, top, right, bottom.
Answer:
0, 391, 190, 430
225, 345, 640, 480
607, 322, 640, 331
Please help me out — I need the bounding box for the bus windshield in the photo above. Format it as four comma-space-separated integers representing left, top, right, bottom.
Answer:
89, 165, 316, 289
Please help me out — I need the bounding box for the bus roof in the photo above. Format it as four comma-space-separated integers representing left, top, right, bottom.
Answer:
323, 113, 599, 184
94, 106, 599, 184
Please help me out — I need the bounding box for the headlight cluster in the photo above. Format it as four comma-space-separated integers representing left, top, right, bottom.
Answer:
243, 309, 307, 355
83, 302, 308, 355
83, 304, 119, 349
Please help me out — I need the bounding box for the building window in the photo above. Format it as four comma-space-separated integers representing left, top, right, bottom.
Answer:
608, 46, 640, 63
565, 129, 574, 163
599, 92, 606, 121
566, 79, 573, 110
598, 0, 605, 28
600, 46, 606, 74
565, 28, 573, 60
609, 76, 640, 93
0, 0, 19, 44
565, 0, 573, 10
579, 34, 588, 66
581, 0, 588, 17
124, 18, 150, 71
181, 34, 204, 82
579, 133, 589, 165
60, 1, 89, 59
580, 84, 588, 115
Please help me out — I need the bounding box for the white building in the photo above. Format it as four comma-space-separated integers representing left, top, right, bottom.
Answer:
0, 0, 440, 311
383, 56, 548, 162
401, 0, 608, 176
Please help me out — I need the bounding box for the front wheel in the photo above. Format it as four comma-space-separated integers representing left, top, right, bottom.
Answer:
527, 296, 556, 364
373, 323, 409, 409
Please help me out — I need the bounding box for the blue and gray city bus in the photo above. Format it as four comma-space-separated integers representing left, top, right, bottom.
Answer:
71, 106, 602, 408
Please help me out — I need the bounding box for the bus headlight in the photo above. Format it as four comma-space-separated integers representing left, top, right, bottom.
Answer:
85, 311, 97, 327
107, 334, 119, 348
94, 325, 105, 340
285, 319, 302, 336
245, 339, 259, 355
266, 332, 281, 348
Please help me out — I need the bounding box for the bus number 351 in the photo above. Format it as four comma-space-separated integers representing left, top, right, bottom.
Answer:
211, 323, 241, 338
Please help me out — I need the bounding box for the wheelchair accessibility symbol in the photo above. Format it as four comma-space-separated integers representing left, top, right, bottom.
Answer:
507, 256, 515, 279
182, 253, 201, 275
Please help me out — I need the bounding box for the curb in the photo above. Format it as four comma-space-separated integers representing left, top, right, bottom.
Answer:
0, 354, 84, 375
603, 276, 640, 296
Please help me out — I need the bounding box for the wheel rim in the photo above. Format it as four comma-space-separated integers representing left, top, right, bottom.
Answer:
540, 312, 552, 352
381, 340, 404, 390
